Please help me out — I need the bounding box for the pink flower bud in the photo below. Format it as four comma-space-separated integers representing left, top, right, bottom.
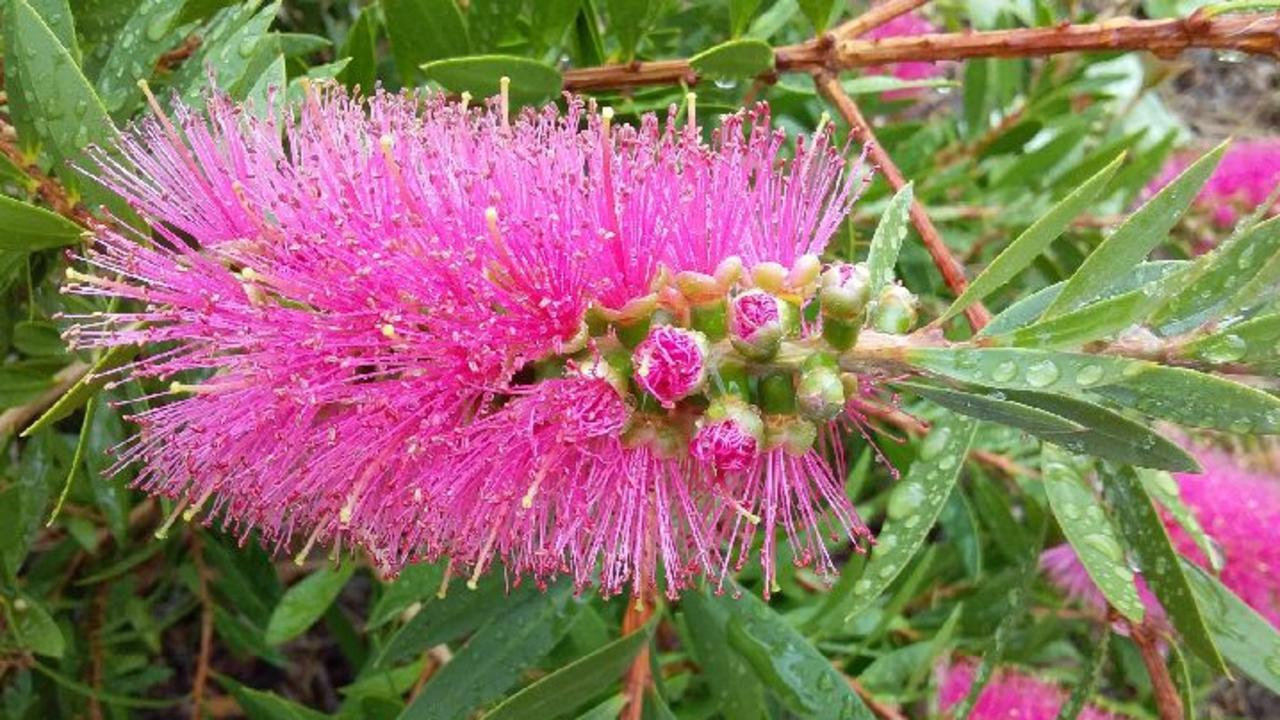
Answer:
632, 326, 709, 407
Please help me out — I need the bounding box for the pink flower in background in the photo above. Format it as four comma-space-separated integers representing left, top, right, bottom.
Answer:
63, 84, 877, 598
937, 659, 1126, 720
1147, 138, 1280, 234
863, 11, 945, 97
1041, 449, 1280, 627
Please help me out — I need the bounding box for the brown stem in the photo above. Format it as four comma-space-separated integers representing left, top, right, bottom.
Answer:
813, 71, 992, 331
847, 676, 909, 720
833, 0, 932, 40
621, 595, 657, 720
190, 532, 215, 720
0, 122, 96, 227
564, 12, 1280, 92
1130, 619, 1183, 720
88, 586, 107, 720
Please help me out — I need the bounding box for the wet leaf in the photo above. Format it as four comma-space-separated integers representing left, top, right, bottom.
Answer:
1137, 468, 1222, 573
1184, 561, 1280, 694
1101, 464, 1226, 673
864, 183, 914, 299
682, 589, 766, 720
1179, 313, 1280, 371
1041, 446, 1145, 623
94, 0, 188, 118
1042, 141, 1227, 317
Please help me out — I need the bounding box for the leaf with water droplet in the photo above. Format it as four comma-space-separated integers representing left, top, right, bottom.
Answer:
941, 154, 1125, 324
716, 583, 876, 720
1042, 446, 1145, 623
993, 286, 1157, 349
1184, 560, 1280, 694
681, 590, 766, 720
838, 414, 978, 622
1042, 140, 1228, 318
690, 38, 774, 80
1101, 464, 1227, 673
93, 0, 188, 117
1138, 468, 1224, 573
864, 183, 914, 301
1181, 313, 1280, 372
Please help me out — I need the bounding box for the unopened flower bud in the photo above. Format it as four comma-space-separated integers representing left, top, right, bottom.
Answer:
632, 326, 709, 408
729, 290, 793, 360
870, 285, 918, 334
749, 262, 788, 294
691, 399, 764, 473
788, 253, 823, 290
571, 353, 630, 397
819, 263, 871, 320
797, 363, 845, 421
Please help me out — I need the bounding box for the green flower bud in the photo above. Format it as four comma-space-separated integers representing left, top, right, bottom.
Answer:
764, 415, 819, 456
870, 285, 919, 335
796, 365, 845, 421
819, 263, 871, 320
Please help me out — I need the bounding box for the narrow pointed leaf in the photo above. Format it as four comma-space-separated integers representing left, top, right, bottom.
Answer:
1184, 560, 1280, 694
1179, 313, 1280, 371
1041, 447, 1145, 622
264, 563, 356, 645
894, 380, 1083, 434
1042, 141, 1228, 317
1055, 628, 1110, 720
95, 0, 188, 117
996, 287, 1152, 349
941, 154, 1124, 323
384, 0, 470, 85
217, 676, 329, 720
1138, 468, 1223, 573
717, 584, 876, 720
337, 4, 379, 91
483, 619, 656, 720
22, 345, 137, 437
842, 413, 978, 620
401, 583, 573, 720
1152, 214, 1280, 334
1101, 464, 1226, 673
682, 590, 766, 720
865, 183, 914, 299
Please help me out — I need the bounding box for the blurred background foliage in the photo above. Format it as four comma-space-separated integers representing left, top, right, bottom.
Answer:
1, 0, 1279, 718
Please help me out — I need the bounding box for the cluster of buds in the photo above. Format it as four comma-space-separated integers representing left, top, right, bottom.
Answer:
577, 255, 920, 476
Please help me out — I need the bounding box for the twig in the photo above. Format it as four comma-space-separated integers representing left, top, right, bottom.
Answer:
87, 586, 107, 720
813, 71, 992, 331
1129, 617, 1183, 720
852, 396, 1035, 476
622, 531, 659, 720
0, 361, 91, 437
190, 532, 215, 720
563, 12, 1280, 92
833, 0, 931, 40
156, 35, 202, 74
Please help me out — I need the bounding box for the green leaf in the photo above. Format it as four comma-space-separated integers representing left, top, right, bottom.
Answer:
1041, 141, 1228, 317
22, 344, 137, 437
244, 54, 287, 119
689, 39, 774, 80
337, 5, 379, 92
796, 0, 836, 32
1184, 560, 1280, 694
12, 321, 65, 357
95, 0, 188, 117
1055, 628, 1110, 720
0, 195, 83, 251
483, 619, 656, 720
366, 562, 444, 630
174, 0, 280, 105
1180, 313, 1280, 370
717, 584, 875, 720
840, 413, 979, 621
606, 0, 651, 61
729, 0, 763, 36
1101, 464, 1226, 673
0, 368, 53, 408
218, 675, 329, 720
979, 261, 1184, 337
895, 380, 1084, 435
864, 183, 914, 299
400, 583, 573, 720
375, 573, 525, 668
531, 0, 580, 49
8, 596, 64, 658
1137, 468, 1223, 572
1152, 215, 1280, 334
421, 55, 563, 106
383, 0, 470, 86
264, 564, 356, 645
9, 0, 118, 195
906, 347, 1280, 434
468, 0, 522, 52
1000, 389, 1199, 472
1041, 447, 1145, 622
839, 75, 958, 96
681, 590, 766, 720
994, 286, 1153, 349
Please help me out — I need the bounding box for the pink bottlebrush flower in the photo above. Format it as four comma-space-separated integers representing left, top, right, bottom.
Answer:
64, 82, 876, 598
863, 10, 946, 97
937, 659, 1127, 720
1041, 448, 1280, 627
1147, 138, 1280, 237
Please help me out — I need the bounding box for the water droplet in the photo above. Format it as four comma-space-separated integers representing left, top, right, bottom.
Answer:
991, 360, 1017, 383
919, 426, 951, 460
1025, 360, 1060, 388
1075, 364, 1104, 387
74, 99, 87, 117
713, 77, 738, 90
1083, 533, 1124, 563
1061, 502, 1082, 521
1197, 334, 1247, 364
887, 482, 926, 520
146, 12, 170, 42
238, 37, 259, 58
